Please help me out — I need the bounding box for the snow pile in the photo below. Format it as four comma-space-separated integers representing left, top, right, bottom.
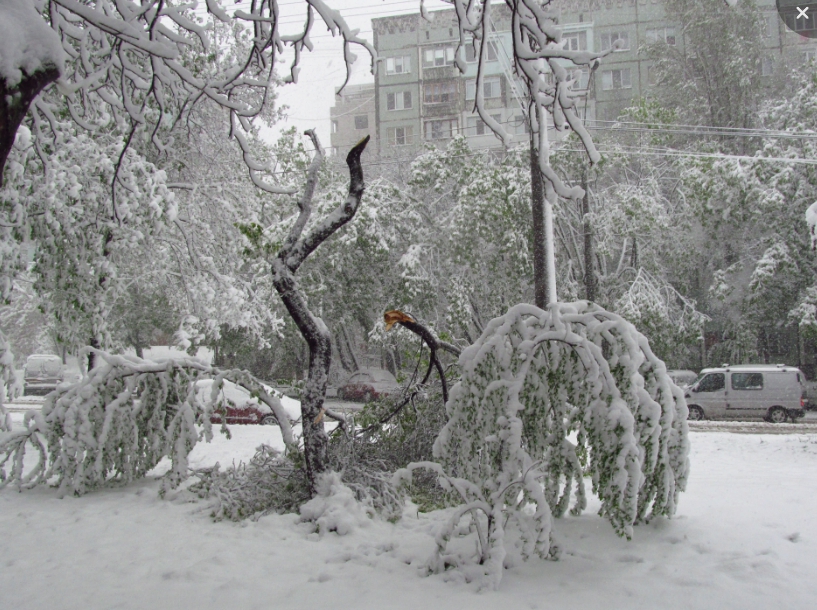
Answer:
0, 0, 64, 86
300, 471, 374, 536
398, 302, 689, 588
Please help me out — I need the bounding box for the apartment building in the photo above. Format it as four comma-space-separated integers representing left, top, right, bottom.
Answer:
329, 83, 377, 160
329, 0, 813, 158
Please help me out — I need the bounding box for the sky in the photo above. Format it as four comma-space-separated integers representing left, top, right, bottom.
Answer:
259, 0, 453, 148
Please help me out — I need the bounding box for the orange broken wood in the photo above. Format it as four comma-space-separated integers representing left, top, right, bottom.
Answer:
384, 309, 415, 331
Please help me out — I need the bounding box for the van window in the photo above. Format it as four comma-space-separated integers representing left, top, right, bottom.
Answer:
731, 373, 763, 390
697, 373, 725, 392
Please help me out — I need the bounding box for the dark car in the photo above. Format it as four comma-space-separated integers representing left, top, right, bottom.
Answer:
337, 368, 399, 402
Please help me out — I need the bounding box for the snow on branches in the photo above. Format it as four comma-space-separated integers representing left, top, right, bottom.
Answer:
395, 301, 690, 589
0, 331, 17, 432
0, 350, 295, 495
19, 0, 374, 195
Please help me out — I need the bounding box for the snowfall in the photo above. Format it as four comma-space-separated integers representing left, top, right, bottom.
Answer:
2, 408, 817, 610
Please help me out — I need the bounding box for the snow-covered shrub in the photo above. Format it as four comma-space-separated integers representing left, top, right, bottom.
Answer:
0, 350, 295, 495
299, 471, 375, 536
394, 302, 690, 589
189, 444, 311, 521
334, 388, 450, 516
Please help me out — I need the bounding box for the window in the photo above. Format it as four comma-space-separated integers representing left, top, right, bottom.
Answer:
331, 120, 338, 134
354, 115, 368, 130
466, 114, 501, 136
805, 49, 817, 63
424, 81, 457, 104
600, 31, 630, 51
425, 118, 457, 140
646, 27, 676, 45
562, 30, 588, 51
389, 126, 414, 146
601, 68, 631, 90
697, 373, 725, 393
762, 57, 774, 76
731, 373, 764, 390
387, 90, 413, 111
465, 76, 501, 100
423, 47, 455, 67
764, 15, 776, 38
511, 114, 528, 135
386, 55, 411, 75
572, 69, 590, 90
465, 39, 499, 62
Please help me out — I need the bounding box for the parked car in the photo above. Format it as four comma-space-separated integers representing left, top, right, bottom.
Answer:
23, 354, 64, 396
197, 380, 300, 426
338, 368, 399, 402
685, 364, 807, 423
667, 369, 698, 390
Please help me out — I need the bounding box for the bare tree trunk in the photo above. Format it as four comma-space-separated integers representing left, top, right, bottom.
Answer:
271, 134, 369, 494
1, 66, 60, 186
530, 131, 547, 310
582, 170, 596, 303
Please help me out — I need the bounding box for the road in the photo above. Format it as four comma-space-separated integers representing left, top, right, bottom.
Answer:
7, 397, 817, 433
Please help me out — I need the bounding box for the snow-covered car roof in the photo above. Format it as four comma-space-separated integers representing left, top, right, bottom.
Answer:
700, 364, 803, 374
195, 379, 301, 421
346, 368, 398, 385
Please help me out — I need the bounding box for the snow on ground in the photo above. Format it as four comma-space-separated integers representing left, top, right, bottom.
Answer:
2, 417, 817, 609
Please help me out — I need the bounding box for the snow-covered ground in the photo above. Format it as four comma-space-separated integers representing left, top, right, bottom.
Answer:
2, 416, 817, 609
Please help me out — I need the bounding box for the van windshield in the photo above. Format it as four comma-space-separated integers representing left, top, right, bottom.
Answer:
26, 358, 62, 378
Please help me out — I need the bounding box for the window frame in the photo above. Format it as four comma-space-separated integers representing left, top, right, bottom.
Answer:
697, 373, 725, 393
731, 373, 764, 391
424, 81, 457, 104
600, 31, 630, 52
646, 26, 676, 46
466, 113, 501, 137
354, 115, 369, 130
423, 46, 456, 68
601, 68, 632, 91
386, 90, 413, 111
465, 76, 501, 101
424, 118, 457, 140
385, 55, 412, 75
389, 125, 414, 146
562, 30, 588, 51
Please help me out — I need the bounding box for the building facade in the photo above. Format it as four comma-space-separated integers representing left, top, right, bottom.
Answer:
329, 0, 814, 158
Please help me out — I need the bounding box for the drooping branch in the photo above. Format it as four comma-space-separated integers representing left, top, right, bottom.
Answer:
383, 309, 460, 406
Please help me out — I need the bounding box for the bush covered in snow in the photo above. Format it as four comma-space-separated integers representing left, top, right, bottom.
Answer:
395, 302, 690, 589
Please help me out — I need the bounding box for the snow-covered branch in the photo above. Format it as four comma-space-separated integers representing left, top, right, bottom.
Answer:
0, 349, 297, 495
397, 301, 690, 589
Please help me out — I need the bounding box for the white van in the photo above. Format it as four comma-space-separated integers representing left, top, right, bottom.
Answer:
23, 354, 64, 396
685, 364, 807, 423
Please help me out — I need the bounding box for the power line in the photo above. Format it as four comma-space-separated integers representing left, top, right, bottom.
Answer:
588, 120, 817, 141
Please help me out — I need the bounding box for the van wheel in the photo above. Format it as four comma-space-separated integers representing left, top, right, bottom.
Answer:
767, 407, 788, 424
260, 415, 278, 426
688, 405, 704, 421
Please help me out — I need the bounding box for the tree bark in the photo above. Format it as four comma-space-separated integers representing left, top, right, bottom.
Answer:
530, 131, 547, 310
271, 134, 369, 495
1, 66, 60, 186
582, 170, 597, 303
